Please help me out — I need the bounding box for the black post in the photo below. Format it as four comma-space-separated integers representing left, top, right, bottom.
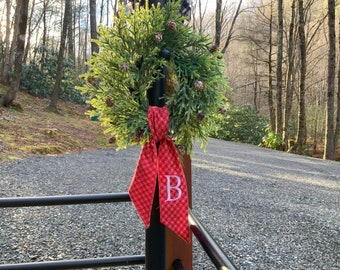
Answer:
143, 1, 168, 269
145, 55, 168, 270
145, 184, 166, 270
147, 66, 166, 107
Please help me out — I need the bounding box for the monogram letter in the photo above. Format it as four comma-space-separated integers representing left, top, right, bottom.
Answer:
165, 175, 182, 202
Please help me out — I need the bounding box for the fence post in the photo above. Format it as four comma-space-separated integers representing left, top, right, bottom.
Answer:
145, 67, 166, 270
143, 1, 192, 269
165, 154, 192, 270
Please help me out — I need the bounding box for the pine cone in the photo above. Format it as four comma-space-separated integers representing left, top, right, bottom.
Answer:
120, 63, 130, 72
218, 108, 227, 115
194, 80, 204, 91
154, 33, 163, 43
135, 128, 145, 143
105, 97, 114, 107
197, 113, 205, 122
108, 137, 116, 144
167, 20, 177, 31
177, 145, 186, 155
210, 45, 218, 53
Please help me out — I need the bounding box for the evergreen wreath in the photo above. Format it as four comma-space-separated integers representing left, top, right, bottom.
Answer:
80, 1, 228, 154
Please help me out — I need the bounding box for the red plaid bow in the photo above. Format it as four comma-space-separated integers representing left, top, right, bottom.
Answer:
129, 106, 190, 243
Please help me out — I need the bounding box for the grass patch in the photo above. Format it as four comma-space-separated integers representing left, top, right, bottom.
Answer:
20, 145, 65, 155
0, 85, 112, 162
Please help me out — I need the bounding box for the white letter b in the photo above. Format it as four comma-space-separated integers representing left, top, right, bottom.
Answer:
165, 175, 182, 202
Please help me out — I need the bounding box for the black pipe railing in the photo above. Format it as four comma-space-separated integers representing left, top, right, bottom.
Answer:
0, 255, 145, 270
0, 192, 140, 270
0, 193, 238, 270
189, 210, 238, 270
0, 192, 130, 207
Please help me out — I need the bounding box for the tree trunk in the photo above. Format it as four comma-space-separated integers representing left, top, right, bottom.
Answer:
250, 48, 259, 111
1, 0, 30, 107
1, 0, 13, 85
100, 0, 105, 24
296, 0, 307, 155
335, 18, 340, 157
77, 1, 84, 72
106, 0, 109, 26
46, 0, 72, 112
83, 5, 89, 70
23, 0, 37, 63
90, 0, 99, 55
215, 0, 222, 48
268, 0, 276, 131
335, 72, 340, 158
324, 0, 336, 160
68, 0, 75, 62
276, 0, 283, 137
41, 0, 48, 71
198, 0, 204, 34
283, 0, 296, 147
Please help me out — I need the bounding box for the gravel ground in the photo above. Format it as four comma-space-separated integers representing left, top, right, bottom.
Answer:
0, 138, 339, 270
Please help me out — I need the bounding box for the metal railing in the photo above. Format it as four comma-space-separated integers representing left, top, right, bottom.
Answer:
0, 192, 238, 270
0, 256, 145, 270
189, 210, 238, 270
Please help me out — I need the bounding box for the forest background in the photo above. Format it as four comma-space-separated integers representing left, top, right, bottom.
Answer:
0, 0, 340, 161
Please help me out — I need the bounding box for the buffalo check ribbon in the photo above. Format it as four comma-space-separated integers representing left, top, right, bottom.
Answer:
128, 106, 190, 243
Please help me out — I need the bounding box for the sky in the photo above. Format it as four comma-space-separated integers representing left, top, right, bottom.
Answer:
205, 1, 216, 11
200, 0, 216, 12
196, 1, 244, 13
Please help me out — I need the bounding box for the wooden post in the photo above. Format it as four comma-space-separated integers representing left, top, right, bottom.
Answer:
165, 154, 192, 270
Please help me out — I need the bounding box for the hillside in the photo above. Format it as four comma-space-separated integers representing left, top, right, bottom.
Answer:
0, 86, 112, 162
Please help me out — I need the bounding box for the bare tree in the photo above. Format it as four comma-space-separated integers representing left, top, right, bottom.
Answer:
283, 0, 297, 146
221, 0, 243, 55
46, 0, 72, 112
296, 0, 307, 154
335, 17, 340, 155
324, 0, 336, 160
100, 0, 105, 24
90, 0, 99, 54
191, 0, 208, 33
268, 0, 275, 131
215, 0, 222, 47
68, 0, 75, 62
276, 0, 283, 137
1, 0, 30, 107
1, 0, 13, 85
41, 0, 50, 70
23, 0, 40, 63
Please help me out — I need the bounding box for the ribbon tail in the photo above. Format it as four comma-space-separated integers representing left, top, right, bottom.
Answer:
158, 139, 190, 243
128, 141, 157, 228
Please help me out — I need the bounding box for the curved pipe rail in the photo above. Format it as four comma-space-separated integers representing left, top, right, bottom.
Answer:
189, 210, 238, 270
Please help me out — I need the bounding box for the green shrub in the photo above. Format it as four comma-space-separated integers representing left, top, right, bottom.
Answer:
21, 45, 84, 104
259, 127, 285, 150
211, 105, 268, 145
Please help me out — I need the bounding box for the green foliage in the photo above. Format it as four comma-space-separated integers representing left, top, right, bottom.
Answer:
21, 45, 84, 104
79, 1, 227, 153
211, 105, 268, 145
260, 127, 285, 150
